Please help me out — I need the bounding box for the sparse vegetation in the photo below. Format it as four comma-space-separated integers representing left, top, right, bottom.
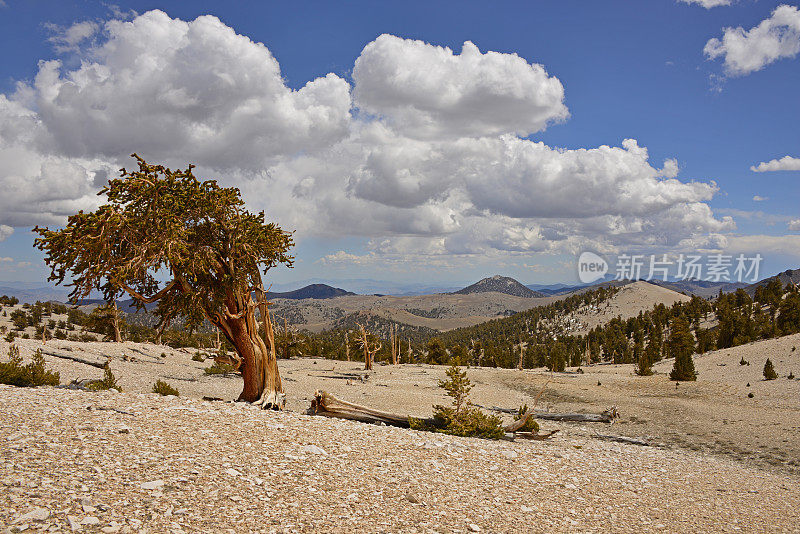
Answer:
192, 352, 205, 362
740, 356, 750, 366
86, 362, 122, 391
0, 347, 60, 387
152, 380, 179, 396
204, 361, 237, 376
410, 362, 505, 440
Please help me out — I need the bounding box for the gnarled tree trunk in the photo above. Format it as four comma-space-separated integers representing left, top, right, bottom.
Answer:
111, 301, 123, 343
207, 293, 284, 410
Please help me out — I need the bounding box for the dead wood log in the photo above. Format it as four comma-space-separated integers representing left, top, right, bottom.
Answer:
308, 390, 414, 427
40, 348, 107, 369
594, 434, 650, 446
503, 410, 535, 433
481, 405, 618, 423
533, 407, 618, 423
310, 372, 370, 381
515, 430, 560, 441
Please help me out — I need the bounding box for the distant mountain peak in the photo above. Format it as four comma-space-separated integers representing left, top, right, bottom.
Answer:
454, 276, 545, 298
265, 284, 355, 300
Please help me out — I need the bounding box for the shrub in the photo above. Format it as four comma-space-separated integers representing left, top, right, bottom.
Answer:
4, 331, 16, 343
739, 357, 749, 366
152, 380, 179, 396
86, 362, 122, 391
788, 371, 795, 380
763, 359, 778, 380
204, 361, 237, 376
0, 347, 60, 387
748, 392, 754, 398
192, 352, 205, 362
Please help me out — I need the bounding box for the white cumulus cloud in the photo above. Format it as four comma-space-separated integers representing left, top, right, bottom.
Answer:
789, 218, 800, 231
353, 35, 568, 139
30, 10, 352, 170
0, 9, 735, 266
679, 0, 731, 8
705, 4, 800, 76
751, 155, 800, 172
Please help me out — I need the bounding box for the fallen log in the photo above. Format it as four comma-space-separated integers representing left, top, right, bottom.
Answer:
515, 430, 560, 441
533, 407, 617, 423
594, 434, 650, 446
308, 391, 552, 435
481, 404, 618, 423
310, 372, 371, 381
40, 348, 107, 369
309, 390, 413, 427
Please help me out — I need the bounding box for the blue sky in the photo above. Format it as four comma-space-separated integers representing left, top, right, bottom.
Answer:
0, 0, 798, 291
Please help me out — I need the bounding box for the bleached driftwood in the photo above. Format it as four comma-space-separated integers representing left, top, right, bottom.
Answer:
309, 390, 413, 427
40, 348, 107, 369
533, 407, 618, 423
481, 405, 618, 423
594, 434, 650, 446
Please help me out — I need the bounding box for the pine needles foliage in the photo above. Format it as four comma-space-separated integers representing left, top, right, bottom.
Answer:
152, 379, 179, 396
0, 346, 60, 387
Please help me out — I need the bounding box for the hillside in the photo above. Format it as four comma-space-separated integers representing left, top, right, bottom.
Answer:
649, 279, 748, 298
567, 280, 692, 334
454, 275, 545, 298
746, 268, 800, 295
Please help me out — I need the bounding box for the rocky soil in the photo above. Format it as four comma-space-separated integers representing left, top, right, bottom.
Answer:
2, 385, 800, 533
2, 330, 800, 532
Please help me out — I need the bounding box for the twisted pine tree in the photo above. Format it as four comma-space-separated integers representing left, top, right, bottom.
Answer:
34, 155, 294, 408
669, 315, 697, 381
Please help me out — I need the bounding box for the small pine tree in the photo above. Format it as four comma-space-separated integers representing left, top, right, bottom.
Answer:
636, 339, 656, 376
763, 358, 778, 380
410, 362, 505, 440
669, 316, 697, 381
438, 363, 472, 416
0, 347, 60, 387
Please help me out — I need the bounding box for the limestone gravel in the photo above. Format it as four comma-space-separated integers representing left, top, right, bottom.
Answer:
1, 385, 799, 533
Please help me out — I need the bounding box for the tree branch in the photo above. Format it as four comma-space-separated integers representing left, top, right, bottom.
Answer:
113, 278, 176, 304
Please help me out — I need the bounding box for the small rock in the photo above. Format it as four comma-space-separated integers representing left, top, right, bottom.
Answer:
15, 508, 50, 523
406, 493, 421, 504
521, 505, 534, 512
501, 450, 518, 459
66, 515, 82, 531
301, 445, 327, 456
225, 468, 241, 477
140, 480, 164, 490
469, 524, 481, 532
81, 516, 100, 526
